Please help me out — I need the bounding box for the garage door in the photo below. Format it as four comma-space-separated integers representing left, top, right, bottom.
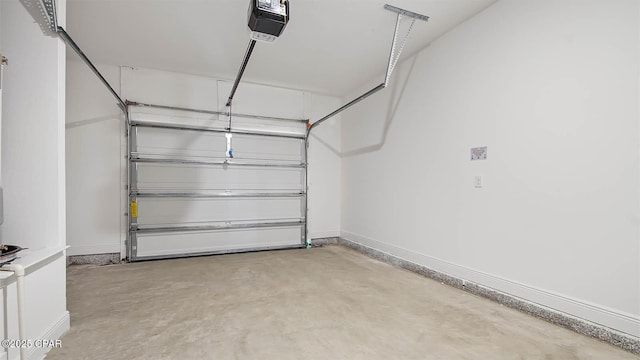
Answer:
126, 103, 308, 261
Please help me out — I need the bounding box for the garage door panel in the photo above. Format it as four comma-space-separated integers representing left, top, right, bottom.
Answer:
129, 107, 224, 130
136, 197, 304, 225
223, 117, 306, 136
135, 163, 304, 191
129, 106, 306, 137
232, 135, 303, 161
135, 226, 304, 258
135, 127, 304, 162
127, 103, 307, 261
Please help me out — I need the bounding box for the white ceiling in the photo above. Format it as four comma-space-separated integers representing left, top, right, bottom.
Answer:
66, 0, 496, 97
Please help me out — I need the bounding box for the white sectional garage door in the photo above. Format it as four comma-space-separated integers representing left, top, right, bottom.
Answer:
126, 103, 308, 261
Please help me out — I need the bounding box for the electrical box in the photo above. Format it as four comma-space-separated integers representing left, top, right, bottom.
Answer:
248, 0, 289, 43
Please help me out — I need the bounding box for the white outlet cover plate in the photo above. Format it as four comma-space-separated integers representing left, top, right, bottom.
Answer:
474, 176, 483, 188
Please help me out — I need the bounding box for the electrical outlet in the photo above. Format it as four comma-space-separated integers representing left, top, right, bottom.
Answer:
474, 176, 483, 188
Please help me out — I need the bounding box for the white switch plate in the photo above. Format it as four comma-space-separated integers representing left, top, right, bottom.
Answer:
474, 176, 483, 188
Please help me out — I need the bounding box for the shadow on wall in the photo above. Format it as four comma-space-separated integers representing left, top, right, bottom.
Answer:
309, 52, 420, 158
65, 114, 122, 130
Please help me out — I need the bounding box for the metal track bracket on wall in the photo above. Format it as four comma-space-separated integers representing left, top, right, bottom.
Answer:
308, 4, 428, 134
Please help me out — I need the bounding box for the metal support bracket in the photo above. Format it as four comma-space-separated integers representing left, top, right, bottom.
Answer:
383, 4, 429, 22
38, 0, 59, 32
308, 4, 428, 134
384, 14, 417, 86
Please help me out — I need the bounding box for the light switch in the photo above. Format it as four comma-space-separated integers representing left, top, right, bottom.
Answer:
474, 176, 483, 188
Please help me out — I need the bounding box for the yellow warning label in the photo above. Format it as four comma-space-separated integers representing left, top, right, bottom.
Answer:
130, 200, 138, 218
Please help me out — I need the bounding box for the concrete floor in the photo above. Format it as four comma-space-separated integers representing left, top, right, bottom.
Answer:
47, 246, 638, 360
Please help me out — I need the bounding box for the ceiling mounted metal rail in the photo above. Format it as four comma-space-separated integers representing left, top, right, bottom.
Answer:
226, 40, 257, 108
57, 27, 126, 111
225, 0, 290, 134
25, 0, 126, 112
308, 4, 428, 135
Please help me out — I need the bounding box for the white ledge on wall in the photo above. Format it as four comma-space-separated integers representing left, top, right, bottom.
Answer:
0, 246, 68, 283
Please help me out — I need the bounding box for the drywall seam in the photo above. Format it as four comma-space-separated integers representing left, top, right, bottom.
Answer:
338, 232, 640, 353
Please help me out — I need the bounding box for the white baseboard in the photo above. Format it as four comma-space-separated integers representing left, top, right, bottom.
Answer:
341, 230, 640, 338
24, 311, 70, 360
66, 244, 120, 256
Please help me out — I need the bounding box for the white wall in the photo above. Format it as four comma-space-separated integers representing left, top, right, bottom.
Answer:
66, 65, 342, 256
341, 0, 640, 336
1, 0, 67, 249
0, 0, 69, 358
66, 60, 122, 256
308, 95, 341, 239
